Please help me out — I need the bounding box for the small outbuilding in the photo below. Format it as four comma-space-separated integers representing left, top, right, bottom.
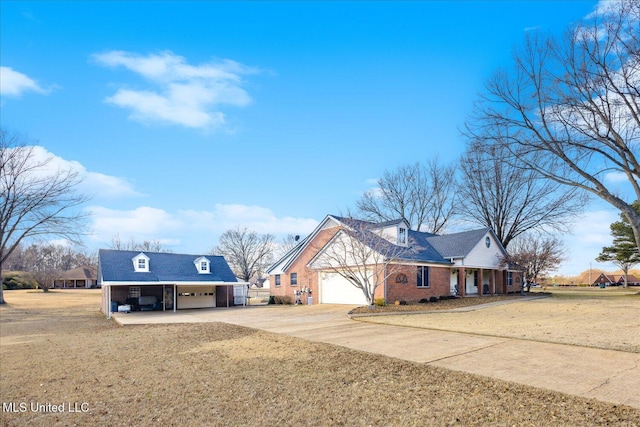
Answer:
98, 249, 247, 318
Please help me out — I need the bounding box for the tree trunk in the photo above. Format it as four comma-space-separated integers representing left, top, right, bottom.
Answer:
0, 262, 5, 304
623, 266, 629, 289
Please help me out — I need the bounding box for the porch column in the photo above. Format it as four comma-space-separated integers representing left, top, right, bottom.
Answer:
489, 270, 495, 295
173, 285, 177, 313
503, 271, 508, 294
479, 268, 484, 296
458, 267, 466, 297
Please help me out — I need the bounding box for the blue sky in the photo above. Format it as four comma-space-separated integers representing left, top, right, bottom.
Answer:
1, 1, 623, 276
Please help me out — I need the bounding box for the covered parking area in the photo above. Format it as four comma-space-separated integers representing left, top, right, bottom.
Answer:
98, 249, 249, 319
102, 283, 246, 318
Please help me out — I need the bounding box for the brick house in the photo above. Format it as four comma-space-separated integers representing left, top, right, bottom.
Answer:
592, 273, 640, 286
54, 265, 97, 288
267, 215, 524, 305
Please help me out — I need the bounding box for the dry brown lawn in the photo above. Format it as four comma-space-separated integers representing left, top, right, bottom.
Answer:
1, 289, 639, 426
355, 288, 640, 353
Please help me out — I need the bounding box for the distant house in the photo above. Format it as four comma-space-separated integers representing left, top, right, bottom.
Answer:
621, 275, 640, 286
54, 266, 97, 288
267, 215, 524, 305
98, 250, 248, 318
593, 273, 640, 286
593, 273, 614, 286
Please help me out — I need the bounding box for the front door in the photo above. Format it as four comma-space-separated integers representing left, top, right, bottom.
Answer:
466, 270, 478, 295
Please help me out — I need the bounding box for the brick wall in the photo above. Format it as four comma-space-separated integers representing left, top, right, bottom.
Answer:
386, 265, 452, 303
269, 227, 340, 303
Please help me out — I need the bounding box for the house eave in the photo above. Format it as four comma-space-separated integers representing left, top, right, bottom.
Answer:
101, 280, 247, 286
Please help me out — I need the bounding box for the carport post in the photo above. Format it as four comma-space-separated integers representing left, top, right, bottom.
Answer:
106, 285, 111, 319
173, 285, 176, 312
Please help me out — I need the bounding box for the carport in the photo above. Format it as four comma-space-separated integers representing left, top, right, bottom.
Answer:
102, 282, 245, 318
98, 249, 248, 319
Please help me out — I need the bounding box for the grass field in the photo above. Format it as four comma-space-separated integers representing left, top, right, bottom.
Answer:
358, 287, 640, 353
1, 289, 639, 426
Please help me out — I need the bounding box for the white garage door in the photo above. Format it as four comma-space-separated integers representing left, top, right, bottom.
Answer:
320, 272, 368, 305
177, 286, 215, 309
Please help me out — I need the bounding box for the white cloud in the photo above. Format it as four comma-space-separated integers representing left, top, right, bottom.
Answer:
87, 204, 319, 253
0, 66, 50, 98
605, 171, 629, 183
81, 171, 143, 199
88, 206, 181, 238
585, 0, 622, 19
92, 50, 258, 129
8, 145, 142, 199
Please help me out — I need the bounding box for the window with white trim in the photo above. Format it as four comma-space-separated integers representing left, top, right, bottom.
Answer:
132, 253, 150, 272
291, 273, 298, 286
398, 227, 407, 245
417, 266, 430, 288
194, 256, 210, 274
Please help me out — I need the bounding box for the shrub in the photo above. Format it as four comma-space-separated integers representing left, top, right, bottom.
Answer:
374, 298, 386, 307
2, 273, 37, 290
399, 300, 407, 305
429, 296, 439, 303
419, 298, 429, 304
268, 295, 275, 305
274, 295, 292, 305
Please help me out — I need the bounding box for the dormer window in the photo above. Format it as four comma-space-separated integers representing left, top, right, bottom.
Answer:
194, 256, 210, 274
398, 227, 407, 245
132, 253, 150, 272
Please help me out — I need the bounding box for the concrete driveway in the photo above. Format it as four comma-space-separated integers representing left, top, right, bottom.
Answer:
113, 303, 640, 410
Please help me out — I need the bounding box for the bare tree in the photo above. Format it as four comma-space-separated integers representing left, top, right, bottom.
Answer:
271, 233, 302, 261
356, 158, 456, 233
457, 141, 585, 248
0, 130, 89, 302
308, 218, 416, 306
21, 243, 77, 291
212, 227, 275, 282
465, 1, 640, 250
110, 233, 172, 253
3, 243, 25, 271
503, 234, 565, 289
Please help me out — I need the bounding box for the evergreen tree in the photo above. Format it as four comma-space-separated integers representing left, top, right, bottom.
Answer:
596, 202, 640, 287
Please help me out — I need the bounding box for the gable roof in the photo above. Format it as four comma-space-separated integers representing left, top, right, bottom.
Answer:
267, 214, 509, 273
425, 228, 504, 259
267, 214, 346, 274
616, 274, 639, 283
98, 249, 239, 283
371, 218, 409, 228
593, 273, 640, 284
396, 230, 450, 264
